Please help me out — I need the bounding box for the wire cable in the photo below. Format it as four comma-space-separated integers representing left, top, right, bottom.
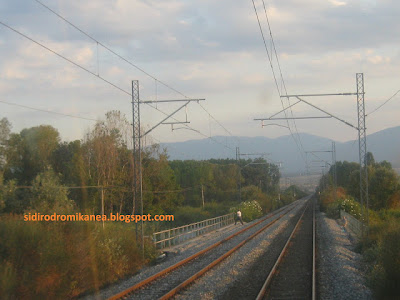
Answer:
366, 90, 400, 117
0, 20, 234, 152
34, 0, 237, 143
0, 99, 97, 121
261, 0, 306, 160
251, 0, 306, 163
0, 20, 131, 96
198, 102, 238, 142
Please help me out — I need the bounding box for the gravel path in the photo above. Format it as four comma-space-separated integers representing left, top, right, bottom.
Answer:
317, 211, 373, 300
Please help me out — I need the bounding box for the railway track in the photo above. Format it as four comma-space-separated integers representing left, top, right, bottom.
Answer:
256, 199, 316, 300
108, 200, 305, 300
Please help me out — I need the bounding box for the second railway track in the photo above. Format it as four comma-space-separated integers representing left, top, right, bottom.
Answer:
109, 200, 306, 300
257, 199, 316, 300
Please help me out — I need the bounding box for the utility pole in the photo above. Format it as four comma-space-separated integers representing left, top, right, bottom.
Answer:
357, 73, 369, 234
256, 73, 369, 236
132, 80, 205, 259
201, 184, 205, 209
101, 186, 105, 229
132, 80, 143, 250
236, 147, 241, 202
332, 141, 337, 202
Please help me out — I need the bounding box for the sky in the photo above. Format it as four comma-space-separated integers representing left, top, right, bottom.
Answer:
1, 0, 399, 157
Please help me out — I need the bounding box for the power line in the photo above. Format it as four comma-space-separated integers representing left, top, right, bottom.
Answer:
0, 20, 131, 96
152, 125, 235, 153
251, 0, 306, 163
260, 0, 306, 161
366, 89, 400, 116
0, 20, 234, 152
251, 0, 280, 98
33, 0, 237, 143
0, 99, 97, 121
198, 102, 238, 142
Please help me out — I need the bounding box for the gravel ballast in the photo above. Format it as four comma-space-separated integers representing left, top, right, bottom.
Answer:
81, 202, 299, 299
81, 199, 373, 300
176, 199, 308, 300
317, 211, 373, 300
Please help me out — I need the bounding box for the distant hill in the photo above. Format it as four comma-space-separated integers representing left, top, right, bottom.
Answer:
160, 126, 400, 175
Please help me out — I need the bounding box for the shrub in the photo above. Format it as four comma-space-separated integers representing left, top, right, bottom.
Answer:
231, 200, 263, 222
367, 220, 400, 299
0, 215, 156, 299
173, 206, 211, 227
324, 196, 361, 220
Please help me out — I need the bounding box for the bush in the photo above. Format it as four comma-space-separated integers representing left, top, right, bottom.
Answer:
173, 206, 211, 227
323, 196, 361, 220
231, 200, 263, 222
0, 215, 156, 299
367, 220, 400, 299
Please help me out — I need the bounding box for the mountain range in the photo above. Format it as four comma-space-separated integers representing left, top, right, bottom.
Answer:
160, 126, 400, 175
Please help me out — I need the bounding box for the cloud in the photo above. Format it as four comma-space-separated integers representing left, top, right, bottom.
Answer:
0, 0, 399, 147
330, 0, 347, 6
74, 46, 93, 64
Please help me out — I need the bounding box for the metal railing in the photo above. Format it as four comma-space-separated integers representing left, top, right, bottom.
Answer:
340, 210, 362, 238
153, 213, 235, 249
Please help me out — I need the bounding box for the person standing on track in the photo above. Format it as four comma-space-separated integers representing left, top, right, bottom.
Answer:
235, 209, 243, 225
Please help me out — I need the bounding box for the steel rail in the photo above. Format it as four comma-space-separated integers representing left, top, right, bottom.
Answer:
159, 203, 301, 299
255, 201, 311, 300
108, 203, 298, 300
312, 199, 316, 300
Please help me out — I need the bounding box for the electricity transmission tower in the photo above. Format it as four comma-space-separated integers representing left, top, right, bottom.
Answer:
356, 73, 368, 231
132, 80, 205, 256
255, 73, 369, 235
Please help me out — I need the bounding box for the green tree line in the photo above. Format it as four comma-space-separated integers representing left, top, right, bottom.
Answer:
0, 112, 294, 219
0, 112, 307, 298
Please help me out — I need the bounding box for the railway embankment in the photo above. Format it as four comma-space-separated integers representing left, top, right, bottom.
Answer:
317, 211, 372, 300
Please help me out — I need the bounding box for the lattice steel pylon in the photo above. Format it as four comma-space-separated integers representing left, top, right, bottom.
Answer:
131, 80, 205, 257
132, 80, 144, 254
332, 141, 337, 202
259, 73, 369, 236
356, 73, 369, 233
132, 80, 142, 214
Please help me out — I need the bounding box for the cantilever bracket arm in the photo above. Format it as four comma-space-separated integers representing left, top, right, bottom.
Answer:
295, 96, 358, 130
141, 101, 190, 138
140, 98, 205, 103
267, 116, 332, 120
254, 100, 301, 121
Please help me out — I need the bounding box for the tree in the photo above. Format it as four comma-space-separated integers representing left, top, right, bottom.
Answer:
365, 152, 375, 166
30, 169, 74, 213
240, 158, 280, 195
52, 140, 88, 209
240, 185, 270, 212
333, 161, 359, 192
142, 145, 182, 214
323, 155, 400, 211
4, 125, 60, 183
83, 111, 133, 214
0, 117, 12, 170
369, 166, 399, 210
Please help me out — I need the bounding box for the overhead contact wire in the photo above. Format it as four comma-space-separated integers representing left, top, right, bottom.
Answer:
34, 0, 237, 147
